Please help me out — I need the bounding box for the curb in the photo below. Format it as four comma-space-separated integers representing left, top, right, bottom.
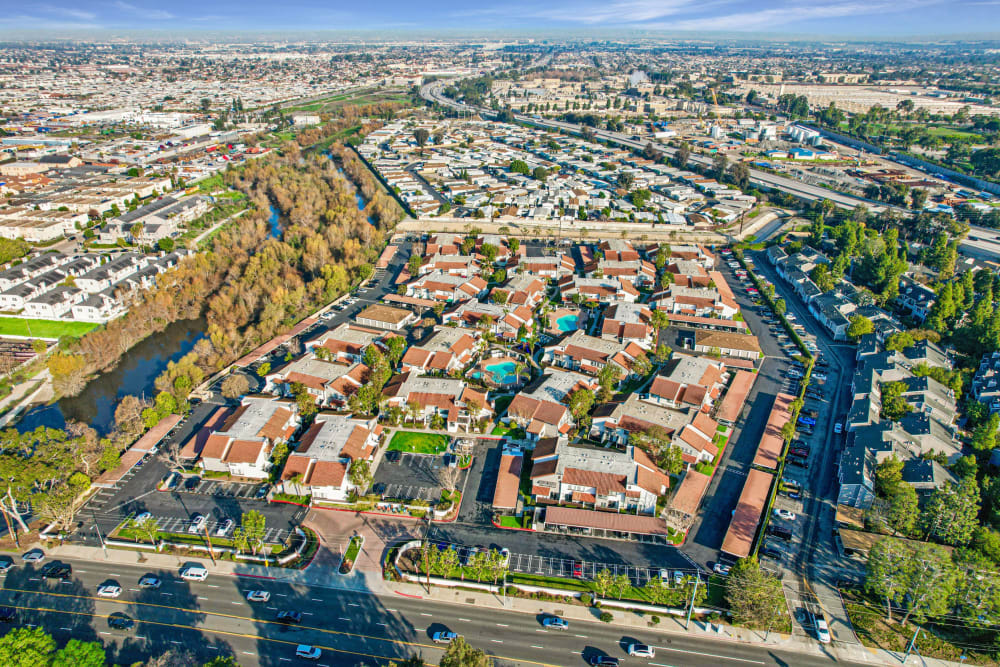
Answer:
491, 519, 535, 533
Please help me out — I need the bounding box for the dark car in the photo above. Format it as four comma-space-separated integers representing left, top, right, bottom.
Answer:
108, 612, 135, 631
43, 563, 71, 580
0, 556, 14, 574
277, 610, 302, 624
789, 447, 809, 458
768, 525, 793, 541
588, 656, 620, 667
385, 451, 402, 464
185, 476, 201, 490
0, 607, 16, 623
787, 457, 809, 469
761, 546, 783, 560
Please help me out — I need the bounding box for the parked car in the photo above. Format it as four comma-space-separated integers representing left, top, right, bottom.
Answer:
760, 546, 783, 560
798, 416, 817, 426
788, 457, 809, 469
215, 519, 234, 537
134, 512, 152, 524
713, 562, 732, 575
572, 561, 584, 578
385, 451, 402, 464
790, 447, 809, 458
768, 525, 793, 541
774, 509, 797, 521
815, 616, 832, 643
834, 423, 843, 434
187, 513, 206, 534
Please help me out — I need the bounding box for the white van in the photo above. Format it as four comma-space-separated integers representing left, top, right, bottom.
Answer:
180, 565, 208, 581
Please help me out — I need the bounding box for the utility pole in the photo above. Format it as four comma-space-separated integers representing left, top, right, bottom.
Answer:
685, 572, 701, 629
0, 507, 16, 548
203, 523, 216, 565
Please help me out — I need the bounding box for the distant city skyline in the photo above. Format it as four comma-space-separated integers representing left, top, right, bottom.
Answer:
3, 0, 999, 38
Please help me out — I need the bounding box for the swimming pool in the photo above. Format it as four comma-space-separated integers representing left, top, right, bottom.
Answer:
555, 315, 579, 333
485, 361, 519, 385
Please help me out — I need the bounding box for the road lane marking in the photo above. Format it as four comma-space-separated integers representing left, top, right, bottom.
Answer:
206, 584, 220, 588
59, 627, 71, 631
459, 618, 471, 622
575, 634, 586, 638
492, 640, 502, 643
0, 589, 563, 667
348, 603, 360, 607
653, 646, 766, 664
231, 602, 241, 605
312, 598, 322, 602
496, 623, 508, 627
242, 652, 255, 656
420, 613, 432, 616
338, 617, 351, 621
532, 645, 544, 649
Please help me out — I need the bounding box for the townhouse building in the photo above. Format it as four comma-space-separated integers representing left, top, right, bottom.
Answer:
382, 372, 492, 432
279, 415, 381, 502
199, 395, 300, 479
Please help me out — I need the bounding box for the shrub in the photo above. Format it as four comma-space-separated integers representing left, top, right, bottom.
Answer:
580, 592, 592, 606
599, 611, 613, 623
651, 615, 660, 624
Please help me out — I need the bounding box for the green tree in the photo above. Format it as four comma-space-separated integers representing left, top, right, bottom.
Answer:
239, 509, 267, 556
879, 381, 913, 421
952, 550, 1000, 625
725, 557, 786, 630
658, 445, 685, 475
617, 172, 635, 191
923, 477, 981, 546
0, 627, 57, 667
899, 542, 957, 625
866, 536, 915, 621
257, 362, 271, 378
348, 459, 373, 492
875, 455, 904, 496
408, 254, 422, 276
385, 335, 408, 365
439, 636, 493, 667
532, 166, 548, 182
847, 314, 874, 340
593, 568, 615, 598
52, 639, 106, 667
774, 298, 786, 315
509, 159, 530, 175
809, 264, 835, 292
886, 483, 919, 536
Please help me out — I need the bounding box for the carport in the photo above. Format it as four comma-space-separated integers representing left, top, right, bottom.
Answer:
92, 414, 183, 489
539, 506, 674, 542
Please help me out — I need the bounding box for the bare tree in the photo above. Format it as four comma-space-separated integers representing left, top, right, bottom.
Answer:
439, 462, 461, 495
221, 373, 251, 399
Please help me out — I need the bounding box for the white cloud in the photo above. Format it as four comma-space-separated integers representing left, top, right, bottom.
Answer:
111, 0, 174, 20
650, 0, 941, 30
41, 5, 97, 21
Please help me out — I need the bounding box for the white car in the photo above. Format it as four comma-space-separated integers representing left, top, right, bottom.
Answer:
246, 590, 271, 603
22, 549, 44, 564
774, 509, 797, 521
215, 519, 234, 537
628, 644, 655, 657
187, 514, 206, 534
834, 423, 843, 434
134, 512, 152, 524
815, 617, 831, 643
295, 645, 322, 660
97, 584, 123, 598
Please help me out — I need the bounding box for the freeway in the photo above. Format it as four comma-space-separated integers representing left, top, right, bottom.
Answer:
420, 80, 897, 215
1, 555, 864, 667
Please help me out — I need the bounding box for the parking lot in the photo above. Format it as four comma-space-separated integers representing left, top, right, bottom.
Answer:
174, 476, 268, 500
372, 451, 453, 502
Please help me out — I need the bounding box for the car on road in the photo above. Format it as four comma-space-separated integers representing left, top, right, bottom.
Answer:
0, 556, 14, 574
0, 607, 16, 623
187, 513, 206, 534
43, 563, 71, 580
277, 610, 302, 624
108, 612, 135, 632
138, 575, 161, 589
295, 645, 322, 660
215, 519, 234, 537
432, 631, 458, 644
588, 655, 620, 666
97, 583, 123, 598
628, 644, 655, 657
542, 616, 568, 629
22, 549, 44, 564
246, 590, 271, 603
774, 508, 796, 521
180, 565, 208, 581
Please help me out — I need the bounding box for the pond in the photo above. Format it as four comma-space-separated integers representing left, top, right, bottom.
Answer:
17, 317, 207, 435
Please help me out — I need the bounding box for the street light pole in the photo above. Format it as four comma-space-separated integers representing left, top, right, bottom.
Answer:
685, 573, 701, 629
902, 627, 921, 663
94, 523, 108, 558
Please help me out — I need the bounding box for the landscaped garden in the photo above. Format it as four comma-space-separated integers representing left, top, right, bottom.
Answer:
387, 430, 450, 454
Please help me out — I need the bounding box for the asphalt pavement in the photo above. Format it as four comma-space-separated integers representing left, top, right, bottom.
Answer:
0, 554, 875, 667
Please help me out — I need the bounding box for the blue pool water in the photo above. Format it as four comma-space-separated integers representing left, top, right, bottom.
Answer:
485, 361, 519, 385
555, 315, 579, 333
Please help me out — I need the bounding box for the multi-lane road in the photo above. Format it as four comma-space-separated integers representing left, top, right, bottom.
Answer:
1, 555, 867, 667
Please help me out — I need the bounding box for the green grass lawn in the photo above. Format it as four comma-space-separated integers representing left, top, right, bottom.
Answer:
0, 318, 99, 338
387, 431, 450, 454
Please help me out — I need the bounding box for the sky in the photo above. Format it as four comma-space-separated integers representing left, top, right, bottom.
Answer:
2, 0, 998, 38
